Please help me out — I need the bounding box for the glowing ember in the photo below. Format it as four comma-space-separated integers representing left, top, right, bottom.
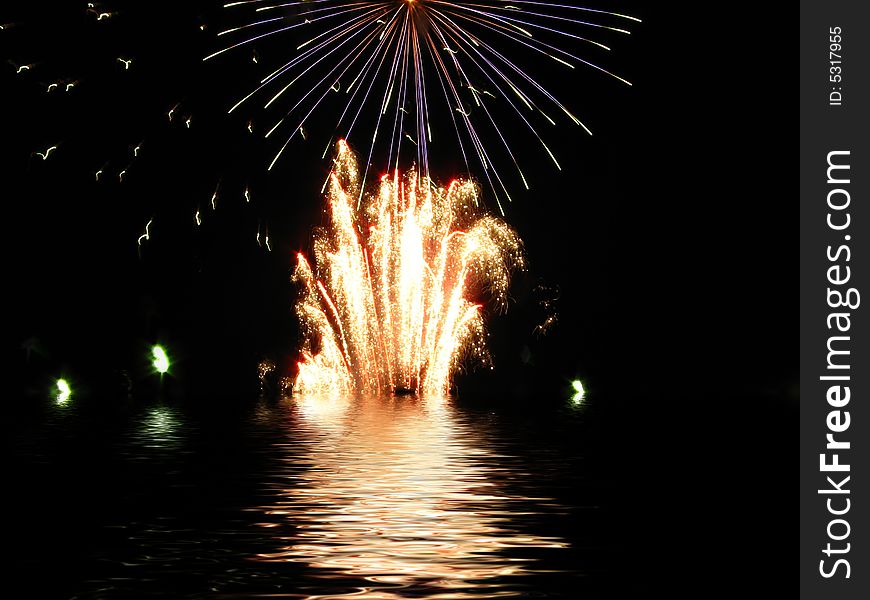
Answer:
56, 378, 72, 405
294, 140, 524, 396
152, 345, 170, 375
258, 359, 277, 382
571, 379, 586, 404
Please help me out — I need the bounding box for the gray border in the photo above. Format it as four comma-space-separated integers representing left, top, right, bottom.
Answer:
800, 1, 868, 597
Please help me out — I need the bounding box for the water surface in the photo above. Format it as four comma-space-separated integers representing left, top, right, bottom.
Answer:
9, 391, 616, 598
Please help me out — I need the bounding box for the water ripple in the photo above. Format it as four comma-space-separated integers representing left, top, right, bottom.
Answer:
248, 395, 570, 598
10, 393, 599, 598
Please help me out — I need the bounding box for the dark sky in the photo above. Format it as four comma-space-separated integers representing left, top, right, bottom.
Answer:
3, 1, 794, 398
3, 3, 795, 587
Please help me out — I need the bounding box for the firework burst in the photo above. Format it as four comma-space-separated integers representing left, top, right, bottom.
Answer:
209, 0, 639, 211
294, 140, 524, 396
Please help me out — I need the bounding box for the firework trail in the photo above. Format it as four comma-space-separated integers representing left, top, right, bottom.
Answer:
209, 0, 639, 211
294, 140, 524, 395
1, 2, 276, 250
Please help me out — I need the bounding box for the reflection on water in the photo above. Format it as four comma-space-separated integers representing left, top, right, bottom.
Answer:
252, 395, 567, 598
129, 405, 184, 454
11, 391, 596, 598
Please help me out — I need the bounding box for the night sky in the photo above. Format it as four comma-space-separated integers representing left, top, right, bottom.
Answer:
4, 1, 794, 590
4, 2, 794, 388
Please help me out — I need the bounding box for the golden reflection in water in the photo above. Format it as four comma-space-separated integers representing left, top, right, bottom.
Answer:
253, 395, 566, 598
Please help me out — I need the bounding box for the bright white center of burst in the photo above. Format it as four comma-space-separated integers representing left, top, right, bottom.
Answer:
571, 380, 585, 404
56, 379, 71, 404
152, 346, 170, 374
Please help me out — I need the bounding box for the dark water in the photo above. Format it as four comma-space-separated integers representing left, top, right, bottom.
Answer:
7, 386, 630, 599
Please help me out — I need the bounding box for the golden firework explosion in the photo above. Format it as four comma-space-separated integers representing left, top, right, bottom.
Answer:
294, 140, 524, 396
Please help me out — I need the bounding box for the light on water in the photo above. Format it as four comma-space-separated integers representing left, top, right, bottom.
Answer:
571, 379, 586, 404
135, 406, 182, 452
12, 389, 595, 598
253, 395, 569, 597
55, 378, 71, 405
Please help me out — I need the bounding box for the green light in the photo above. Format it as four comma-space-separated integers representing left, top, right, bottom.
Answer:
152, 345, 170, 374
571, 379, 585, 404
56, 378, 71, 405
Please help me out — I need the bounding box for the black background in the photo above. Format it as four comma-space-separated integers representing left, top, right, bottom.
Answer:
3, 1, 795, 595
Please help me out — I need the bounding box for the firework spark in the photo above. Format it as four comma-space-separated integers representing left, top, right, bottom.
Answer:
55, 378, 72, 405
571, 378, 585, 404
137, 218, 153, 246
3, 3, 287, 258
33, 144, 58, 160
294, 140, 524, 396
152, 344, 171, 374
209, 0, 639, 210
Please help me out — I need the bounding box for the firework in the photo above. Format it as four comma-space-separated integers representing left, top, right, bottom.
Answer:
2, 2, 276, 251
294, 140, 524, 395
151, 345, 171, 374
55, 378, 72, 405
571, 379, 585, 404
209, 0, 639, 210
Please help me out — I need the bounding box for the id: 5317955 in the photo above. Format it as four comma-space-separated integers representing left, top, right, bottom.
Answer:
829, 26, 844, 107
